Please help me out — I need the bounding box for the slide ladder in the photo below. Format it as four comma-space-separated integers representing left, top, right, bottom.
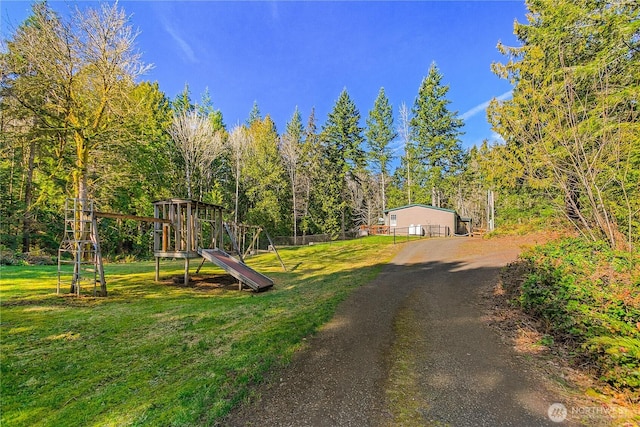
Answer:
198, 248, 274, 291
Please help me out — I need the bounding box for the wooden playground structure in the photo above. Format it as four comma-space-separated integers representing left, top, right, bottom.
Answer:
58, 198, 277, 296
152, 198, 225, 286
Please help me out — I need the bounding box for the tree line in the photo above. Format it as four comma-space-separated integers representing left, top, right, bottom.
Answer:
1, 1, 637, 259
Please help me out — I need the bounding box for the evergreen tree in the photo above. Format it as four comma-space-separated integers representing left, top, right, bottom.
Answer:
198, 87, 225, 132
300, 108, 323, 238
365, 87, 396, 213
246, 101, 262, 125
319, 89, 365, 237
95, 82, 175, 258
172, 83, 194, 114
410, 63, 465, 208
281, 107, 305, 243
284, 107, 304, 144
489, 0, 639, 249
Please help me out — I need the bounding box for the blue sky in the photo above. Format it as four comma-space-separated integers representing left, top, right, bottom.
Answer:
2, 1, 526, 153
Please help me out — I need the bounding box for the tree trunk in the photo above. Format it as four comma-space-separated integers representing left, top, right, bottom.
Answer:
21, 138, 36, 253
292, 189, 297, 246
302, 183, 310, 244
186, 166, 192, 199
74, 131, 89, 201
381, 172, 386, 213
407, 163, 411, 204
234, 164, 240, 224
564, 176, 581, 224
72, 131, 90, 295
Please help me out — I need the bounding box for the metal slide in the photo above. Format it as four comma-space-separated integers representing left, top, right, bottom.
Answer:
198, 248, 274, 291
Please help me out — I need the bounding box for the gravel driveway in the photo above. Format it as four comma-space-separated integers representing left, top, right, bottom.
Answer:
222, 237, 571, 426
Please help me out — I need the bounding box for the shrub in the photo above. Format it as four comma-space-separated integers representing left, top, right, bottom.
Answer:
0, 245, 56, 266
513, 238, 640, 395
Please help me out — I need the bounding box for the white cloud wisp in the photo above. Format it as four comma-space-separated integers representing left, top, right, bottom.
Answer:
460, 90, 512, 121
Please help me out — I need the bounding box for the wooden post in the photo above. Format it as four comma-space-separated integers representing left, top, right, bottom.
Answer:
164, 204, 170, 251
219, 209, 223, 250
214, 209, 218, 249
91, 215, 107, 296
184, 257, 189, 285
173, 204, 180, 252
265, 230, 286, 271
162, 225, 168, 252
155, 257, 160, 282
186, 202, 192, 253
154, 204, 160, 253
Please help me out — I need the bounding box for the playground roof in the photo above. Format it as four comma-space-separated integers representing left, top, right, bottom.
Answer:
152, 198, 225, 211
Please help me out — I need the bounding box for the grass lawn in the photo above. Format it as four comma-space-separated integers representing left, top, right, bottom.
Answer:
1, 236, 401, 426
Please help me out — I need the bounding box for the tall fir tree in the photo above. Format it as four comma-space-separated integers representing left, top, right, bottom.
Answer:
281, 107, 305, 243
172, 83, 194, 114
320, 89, 365, 237
301, 108, 322, 237
198, 87, 225, 132
365, 87, 396, 213
410, 63, 465, 208
246, 101, 262, 126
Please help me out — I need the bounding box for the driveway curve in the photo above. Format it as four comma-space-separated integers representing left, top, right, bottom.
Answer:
222, 237, 570, 426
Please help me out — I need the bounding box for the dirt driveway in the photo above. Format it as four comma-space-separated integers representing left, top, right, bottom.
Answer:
223, 236, 570, 426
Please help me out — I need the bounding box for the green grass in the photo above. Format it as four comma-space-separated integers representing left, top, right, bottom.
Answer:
0, 236, 401, 426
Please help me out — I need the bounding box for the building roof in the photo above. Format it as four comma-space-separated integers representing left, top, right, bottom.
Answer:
384, 203, 456, 214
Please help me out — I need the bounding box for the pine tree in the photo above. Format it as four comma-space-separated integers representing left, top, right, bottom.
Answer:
246, 101, 262, 126
319, 89, 365, 237
198, 87, 225, 132
300, 108, 322, 238
365, 87, 396, 213
172, 83, 194, 114
281, 107, 305, 243
410, 63, 465, 208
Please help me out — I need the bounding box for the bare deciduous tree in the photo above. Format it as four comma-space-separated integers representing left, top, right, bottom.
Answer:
280, 132, 302, 244
397, 102, 413, 204
347, 170, 381, 228
227, 125, 251, 224
168, 110, 223, 199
